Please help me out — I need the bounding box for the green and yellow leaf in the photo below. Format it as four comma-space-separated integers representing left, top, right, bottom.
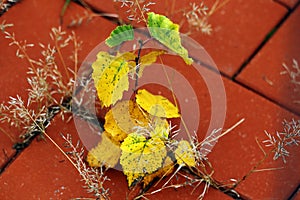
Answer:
87, 131, 121, 168
105, 25, 134, 47
136, 89, 180, 118
149, 117, 169, 139
174, 140, 196, 167
120, 133, 167, 187
147, 12, 193, 65
92, 52, 130, 107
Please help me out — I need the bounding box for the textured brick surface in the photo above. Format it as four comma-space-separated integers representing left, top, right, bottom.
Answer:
237, 5, 300, 115
207, 78, 300, 199
0, 0, 299, 199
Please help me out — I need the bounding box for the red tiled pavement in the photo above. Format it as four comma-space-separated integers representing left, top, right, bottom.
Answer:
236, 5, 300, 115
1, 57, 298, 199
84, 0, 288, 77
0, 0, 300, 200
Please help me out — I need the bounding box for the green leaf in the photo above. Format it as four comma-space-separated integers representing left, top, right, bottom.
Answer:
147, 12, 193, 65
105, 25, 134, 47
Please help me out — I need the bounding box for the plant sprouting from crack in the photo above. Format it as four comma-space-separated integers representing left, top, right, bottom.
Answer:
85, 12, 250, 199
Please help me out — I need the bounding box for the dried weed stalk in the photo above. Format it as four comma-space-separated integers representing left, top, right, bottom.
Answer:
0, 21, 110, 198
113, 0, 228, 35
62, 134, 110, 199
114, 0, 155, 23
282, 59, 300, 90
0, 0, 20, 15
0, 22, 81, 142
281, 59, 300, 104
181, 0, 230, 35
264, 119, 300, 163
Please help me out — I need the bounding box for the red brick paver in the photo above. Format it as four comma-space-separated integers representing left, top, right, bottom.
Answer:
208, 76, 300, 199
237, 5, 300, 115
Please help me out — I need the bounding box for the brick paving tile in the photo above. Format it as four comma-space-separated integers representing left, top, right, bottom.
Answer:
0, 116, 95, 200
207, 78, 300, 199
236, 5, 300, 115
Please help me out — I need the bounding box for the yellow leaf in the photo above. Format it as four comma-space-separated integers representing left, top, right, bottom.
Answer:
87, 131, 121, 168
120, 133, 167, 187
136, 89, 180, 118
174, 140, 196, 167
104, 100, 149, 144
143, 156, 174, 188
92, 52, 132, 107
118, 51, 136, 62
138, 50, 165, 77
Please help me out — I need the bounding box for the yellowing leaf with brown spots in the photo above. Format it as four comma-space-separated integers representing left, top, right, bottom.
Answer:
136, 89, 180, 118
92, 51, 112, 88
87, 131, 121, 168
120, 133, 167, 187
104, 100, 149, 144
174, 140, 196, 167
143, 156, 174, 188
92, 52, 133, 107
